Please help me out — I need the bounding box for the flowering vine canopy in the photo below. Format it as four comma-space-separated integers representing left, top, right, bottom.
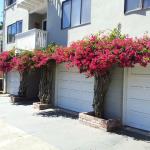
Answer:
52, 30, 150, 76
0, 29, 149, 76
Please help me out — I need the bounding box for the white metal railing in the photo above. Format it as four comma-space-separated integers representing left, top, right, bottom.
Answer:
35, 29, 48, 49
15, 28, 48, 50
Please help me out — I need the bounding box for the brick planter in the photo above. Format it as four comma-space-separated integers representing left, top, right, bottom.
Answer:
79, 112, 121, 132
11, 96, 28, 104
33, 102, 52, 110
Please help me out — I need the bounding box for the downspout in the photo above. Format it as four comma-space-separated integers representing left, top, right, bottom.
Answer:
3, 0, 7, 94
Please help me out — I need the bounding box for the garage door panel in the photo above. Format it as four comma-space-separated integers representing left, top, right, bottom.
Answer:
58, 72, 93, 83
125, 66, 150, 131
58, 88, 93, 102
56, 64, 94, 112
58, 96, 93, 112
58, 64, 78, 73
7, 71, 20, 95
131, 66, 150, 75
126, 111, 150, 131
127, 87, 150, 100
58, 80, 93, 92
127, 99, 150, 115
128, 76, 150, 87
128, 77, 150, 86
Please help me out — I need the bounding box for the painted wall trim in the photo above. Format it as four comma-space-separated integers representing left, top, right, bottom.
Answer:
122, 68, 128, 125
54, 64, 59, 106
3, 73, 7, 94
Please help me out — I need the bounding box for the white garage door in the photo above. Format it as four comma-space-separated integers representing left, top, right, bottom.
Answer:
125, 66, 150, 131
56, 64, 94, 112
7, 71, 20, 95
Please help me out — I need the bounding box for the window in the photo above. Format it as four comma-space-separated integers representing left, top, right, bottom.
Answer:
16, 21, 22, 33
42, 20, 47, 31
81, 0, 91, 24
62, 0, 71, 29
144, 0, 150, 8
71, 0, 81, 27
62, 0, 91, 29
6, 0, 16, 7
7, 20, 23, 43
7, 23, 16, 43
125, 0, 150, 13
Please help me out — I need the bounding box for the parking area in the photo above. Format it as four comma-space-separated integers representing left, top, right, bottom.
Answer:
0, 95, 149, 150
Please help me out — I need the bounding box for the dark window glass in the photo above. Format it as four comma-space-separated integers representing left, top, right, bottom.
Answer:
6, 0, 16, 6
43, 20, 47, 31
7, 25, 12, 43
144, 0, 150, 8
11, 23, 16, 42
16, 21, 22, 33
62, 0, 91, 29
81, 0, 91, 24
7, 20, 23, 43
125, 0, 141, 12
62, 0, 71, 29
71, 0, 81, 27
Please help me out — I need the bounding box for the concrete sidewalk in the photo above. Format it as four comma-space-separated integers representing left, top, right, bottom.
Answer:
0, 96, 149, 150
0, 120, 58, 150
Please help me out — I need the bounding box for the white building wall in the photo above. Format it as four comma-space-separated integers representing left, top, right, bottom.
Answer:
67, 0, 150, 43
3, 0, 150, 120
4, 2, 29, 51
3, 1, 29, 95
47, 0, 125, 119
47, 0, 150, 120
48, 0, 150, 45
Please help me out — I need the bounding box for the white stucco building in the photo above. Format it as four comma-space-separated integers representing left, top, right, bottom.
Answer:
3, 0, 150, 131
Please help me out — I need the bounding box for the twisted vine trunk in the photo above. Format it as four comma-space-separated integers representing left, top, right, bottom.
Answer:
93, 71, 112, 118
38, 62, 54, 105
18, 71, 27, 97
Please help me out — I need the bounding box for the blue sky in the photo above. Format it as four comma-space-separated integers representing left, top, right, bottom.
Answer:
0, 1, 3, 22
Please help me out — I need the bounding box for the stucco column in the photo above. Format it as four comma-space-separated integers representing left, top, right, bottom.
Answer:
3, 73, 7, 94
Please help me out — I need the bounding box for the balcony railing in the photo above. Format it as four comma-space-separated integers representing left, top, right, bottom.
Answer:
15, 28, 48, 50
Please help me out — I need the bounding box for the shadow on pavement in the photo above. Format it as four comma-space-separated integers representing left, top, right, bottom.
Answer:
113, 128, 150, 142
12, 98, 39, 106
36, 108, 79, 120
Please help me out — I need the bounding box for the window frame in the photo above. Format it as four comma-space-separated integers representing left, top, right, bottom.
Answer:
7, 23, 16, 44
61, 0, 72, 29
61, 0, 91, 29
143, 0, 150, 9
7, 20, 23, 44
16, 20, 23, 34
42, 19, 47, 31
124, 0, 150, 14
81, 0, 91, 24
6, 0, 16, 8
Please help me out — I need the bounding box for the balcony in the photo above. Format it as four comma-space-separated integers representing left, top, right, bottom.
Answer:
17, 0, 47, 14
15, 28, 48, 50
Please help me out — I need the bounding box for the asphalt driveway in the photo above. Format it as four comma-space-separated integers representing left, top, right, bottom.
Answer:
0, 95, 149, 150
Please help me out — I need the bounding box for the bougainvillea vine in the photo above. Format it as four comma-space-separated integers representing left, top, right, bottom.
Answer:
0, 29, 150, 117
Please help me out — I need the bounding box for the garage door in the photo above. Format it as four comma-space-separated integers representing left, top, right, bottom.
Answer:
125, 66, 150, 131
7, 71, 20, 95
56, 64, 94, 112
